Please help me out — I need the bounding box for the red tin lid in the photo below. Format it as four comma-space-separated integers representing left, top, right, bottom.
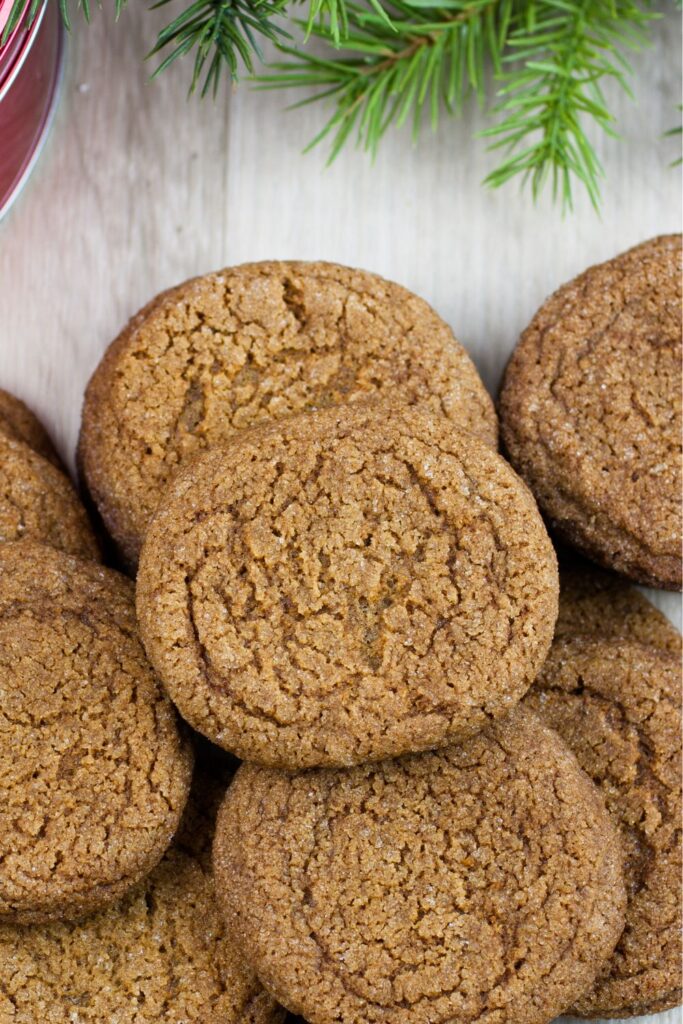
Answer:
0, 0, 34, 91
0, 0, 63, 217
0, 0, 13, 36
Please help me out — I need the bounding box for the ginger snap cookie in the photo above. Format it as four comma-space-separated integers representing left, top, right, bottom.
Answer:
79, 261, 497, 568
0, 433, 99, 559
499, 235, 682, 589
524, 637, 682, 1016
0, 782, 283, 1024
212, 705, 626, 1024
0, 388, 61, 467
136, 403, 558, 769
556, 564, 681, 655
0, 542, 193, 924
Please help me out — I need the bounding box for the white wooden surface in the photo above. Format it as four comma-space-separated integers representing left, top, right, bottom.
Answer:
0, 5, 681, 1022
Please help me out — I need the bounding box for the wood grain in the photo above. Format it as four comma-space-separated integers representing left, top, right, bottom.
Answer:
0, 5, 680, 1021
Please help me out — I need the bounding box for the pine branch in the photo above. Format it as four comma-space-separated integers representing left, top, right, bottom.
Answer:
481, 0, 655, 210
304, 0, 351, 42
257, 0, 665, 207
2, 0, 125, 43
256, 0, 513, 160
3, 0, 677, 208
302, 0, 393, 45
2, 0, 289, 96
149, 0, 290, 95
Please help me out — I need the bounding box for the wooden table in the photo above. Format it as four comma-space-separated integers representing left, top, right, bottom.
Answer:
0, 6, 681, 1022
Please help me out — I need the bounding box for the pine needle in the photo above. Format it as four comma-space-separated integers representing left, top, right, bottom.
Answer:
481, 0, 655, 210
2, 0, 677, 207
257, 1, 511, 157
2, 0, 126, 40
256, 0, 665, 207
149, 0, 290, 94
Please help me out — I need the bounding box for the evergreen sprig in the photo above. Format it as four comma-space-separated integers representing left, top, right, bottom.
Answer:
481, 0, 654, 209
149, 0, 289, 94
303, 0, 394, 44
1, 0, 287, 95
258, 0, 512, 160
3, 0, 679, 207
259, 0, 662, 208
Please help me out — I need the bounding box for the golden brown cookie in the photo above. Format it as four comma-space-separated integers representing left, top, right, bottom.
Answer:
136, 403, 558, 769
0, 543, 193, 924
0, 433, 99, 559
499, 235, 682, 589
213, 706, 626, 1024
525, 637, 682, 1017
0, 785, 283, 1024
557, 563, 681, 654
0, 388, 61, 466
79, 261, 497, 568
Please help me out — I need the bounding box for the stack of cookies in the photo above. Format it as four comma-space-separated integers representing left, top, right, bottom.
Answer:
0, 398, 277, 1020
0, 242, 680, 1023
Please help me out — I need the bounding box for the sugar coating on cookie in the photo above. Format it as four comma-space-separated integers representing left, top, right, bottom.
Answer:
0, 543, 193, 924
525, 637, 682, 1016
136, 404, 558, 769
0, 434, 99, 559
79, 261, 497, 567
556, 564, 681, 654
0, 806, 282, 1023
213, 706, 626, 1024
499, 235, 682, 589
0, 388, 61, 467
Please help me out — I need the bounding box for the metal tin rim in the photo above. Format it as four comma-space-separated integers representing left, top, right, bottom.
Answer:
0, 7, 65, 221
0, 0, 27, 52
0, 0, 48, 100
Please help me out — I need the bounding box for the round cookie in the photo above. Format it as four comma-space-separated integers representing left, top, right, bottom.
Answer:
0, 388, 61, 466
0, 542, 193, 924
136, 403, 558, 769
524, 637, 682, 1016
499, 234, 682, 589
0, 433, 99, 559
557, 564, 681, 654
0, 813, 283, 1023
79, 261, 497, 568
213, 706, 626, 1024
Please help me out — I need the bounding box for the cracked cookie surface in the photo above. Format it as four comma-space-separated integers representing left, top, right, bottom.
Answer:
0, 775, 282, 1024
524, 637, 682, 1017
556, 564, 681, 655
79, 261, 497, 568
0, 389, 61, 467
0, 543, 193, 924
136, 404, 557, 769
0, 434, 98, 559
499, 235, 682, 589
213, 705, 625, 1024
